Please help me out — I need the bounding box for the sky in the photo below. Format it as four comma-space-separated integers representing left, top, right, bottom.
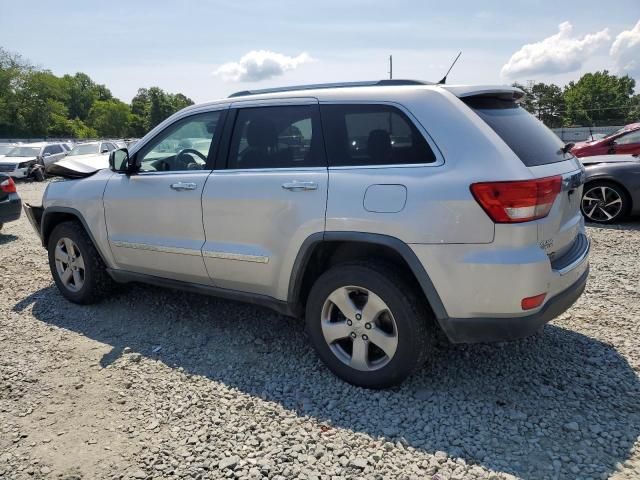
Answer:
1, 0, 639, 104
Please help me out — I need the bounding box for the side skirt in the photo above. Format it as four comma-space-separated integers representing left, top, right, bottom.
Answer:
106, 269, 296, 317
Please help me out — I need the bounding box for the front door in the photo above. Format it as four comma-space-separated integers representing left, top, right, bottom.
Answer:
201, 101, 327, 299
103, 109, 226, 284
612, 130, 640, 155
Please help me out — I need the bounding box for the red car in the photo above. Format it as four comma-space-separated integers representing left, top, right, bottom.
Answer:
571, 123, 640, 158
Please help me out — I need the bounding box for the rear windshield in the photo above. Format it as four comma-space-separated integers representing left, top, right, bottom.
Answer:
464, 96, 570, 167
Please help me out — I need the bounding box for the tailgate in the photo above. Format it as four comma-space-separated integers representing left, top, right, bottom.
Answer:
529, 159, 585, 261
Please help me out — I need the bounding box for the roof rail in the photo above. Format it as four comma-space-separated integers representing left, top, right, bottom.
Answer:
228, 79, 431, 98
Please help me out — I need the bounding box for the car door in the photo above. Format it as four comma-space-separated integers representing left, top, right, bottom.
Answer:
42, 144, 65, 166
201, 100, 328, 299
612, 130, 640, 155
103, 109, 227, 285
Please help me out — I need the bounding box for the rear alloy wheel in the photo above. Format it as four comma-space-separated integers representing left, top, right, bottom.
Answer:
321, 286, 399, 371
581, 182, 629, 224
306, 262, 434, 388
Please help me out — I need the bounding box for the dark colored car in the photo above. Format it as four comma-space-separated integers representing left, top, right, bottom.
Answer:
580, 154, 640, 223
572, 123, 640, 158
0, 174, 21, 231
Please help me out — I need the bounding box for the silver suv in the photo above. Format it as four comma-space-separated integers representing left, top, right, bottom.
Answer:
25, 80, 590, 388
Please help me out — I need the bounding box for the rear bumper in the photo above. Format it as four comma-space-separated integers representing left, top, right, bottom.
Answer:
439, 267, 588, 343
0, 193, 22, 224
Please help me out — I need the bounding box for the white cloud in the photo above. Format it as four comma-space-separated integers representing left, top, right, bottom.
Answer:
501, 22, 610, 79
610, 20, 640, 78
213, 50, 313, 82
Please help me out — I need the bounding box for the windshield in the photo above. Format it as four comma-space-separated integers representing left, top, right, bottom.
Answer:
464, 96, 569, 167
6, 146, 40, 157
69, 143, 100, 156
603, 126, 630, 139
0, 145, 14, 155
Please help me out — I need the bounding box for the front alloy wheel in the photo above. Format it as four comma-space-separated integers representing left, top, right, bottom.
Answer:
54, 237, 85, 292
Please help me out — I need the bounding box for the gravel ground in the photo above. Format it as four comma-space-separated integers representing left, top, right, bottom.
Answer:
1, 179, 640, 480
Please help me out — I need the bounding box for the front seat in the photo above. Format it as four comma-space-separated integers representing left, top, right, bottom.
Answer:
367, 129, 393, 165
241, 117, 278, 168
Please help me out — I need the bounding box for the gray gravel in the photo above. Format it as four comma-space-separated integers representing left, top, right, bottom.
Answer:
1, 180, 640, 480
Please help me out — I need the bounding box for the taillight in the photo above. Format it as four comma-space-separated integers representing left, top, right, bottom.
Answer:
470, 176, 562, 223
0, 177, 16, 194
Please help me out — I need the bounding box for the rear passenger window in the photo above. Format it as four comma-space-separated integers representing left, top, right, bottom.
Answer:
320, 104, 436, 167
227, 105, 325, 169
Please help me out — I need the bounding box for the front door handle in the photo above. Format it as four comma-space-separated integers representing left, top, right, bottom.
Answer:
282, 181, 318, 191
170, 182, 198, 191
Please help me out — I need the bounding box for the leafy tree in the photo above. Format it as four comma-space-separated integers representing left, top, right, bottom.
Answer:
62, 72, 112, 121
515, 82, 565, 128
563, 71, 636, 126
87, 99, 131, 137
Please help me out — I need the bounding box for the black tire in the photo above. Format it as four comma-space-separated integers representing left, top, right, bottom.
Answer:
47, 221, 114, 304
32, 167, 45, 182
581, 181, 630, 224
305, 262, 434, 388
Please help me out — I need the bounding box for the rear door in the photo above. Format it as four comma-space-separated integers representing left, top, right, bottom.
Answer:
103, 109, 227, 284
464, 95, 584, 260
201, 99, 327, 299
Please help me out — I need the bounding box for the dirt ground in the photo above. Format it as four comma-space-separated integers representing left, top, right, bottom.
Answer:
1, 180, 639, 480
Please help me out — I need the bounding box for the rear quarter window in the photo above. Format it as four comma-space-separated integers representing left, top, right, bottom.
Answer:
464, 96, 570, 167
320, 104, 436, 167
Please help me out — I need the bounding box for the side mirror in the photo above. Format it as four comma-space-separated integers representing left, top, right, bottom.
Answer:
109, 148, 132, 173
101, 148, 109, 154
43, 152, 51, 157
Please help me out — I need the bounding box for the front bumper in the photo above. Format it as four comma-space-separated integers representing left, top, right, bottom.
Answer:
0, 193, 22, 224
23, 203, 44, 240
439, 267, 589, 343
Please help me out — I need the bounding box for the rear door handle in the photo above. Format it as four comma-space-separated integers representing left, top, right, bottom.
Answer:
170, 182, 198, 191
282, 181, 318, 191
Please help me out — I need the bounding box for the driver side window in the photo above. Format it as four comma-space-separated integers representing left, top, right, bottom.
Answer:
137, 111, 222, 172
615, 130, 640, 145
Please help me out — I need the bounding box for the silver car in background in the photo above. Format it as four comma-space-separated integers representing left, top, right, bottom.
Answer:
0, 142, 67, 178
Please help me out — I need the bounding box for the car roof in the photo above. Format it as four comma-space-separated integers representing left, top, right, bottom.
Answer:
179, 81, 524, 114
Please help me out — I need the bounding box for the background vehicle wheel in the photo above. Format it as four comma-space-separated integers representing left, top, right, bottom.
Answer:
32, 167, 45, 182
581, 181, 630, 224
47, 221, 113, 304
305, 262, 434, 388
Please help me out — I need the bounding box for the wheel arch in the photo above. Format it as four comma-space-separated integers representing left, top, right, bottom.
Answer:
41, 207, 109, 265
288, 232, 449, 324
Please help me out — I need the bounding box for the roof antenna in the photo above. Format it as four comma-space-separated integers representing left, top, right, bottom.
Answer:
437, 51, 462, 85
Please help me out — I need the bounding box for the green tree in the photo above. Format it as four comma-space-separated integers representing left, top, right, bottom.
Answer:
0, 46, 196, 138
87, 99, 131, 137
515, 82, 566, 128
62, 72, 112, 121
563, 71, 636, 126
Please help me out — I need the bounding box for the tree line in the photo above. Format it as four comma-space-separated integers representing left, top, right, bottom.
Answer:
2, 46, 640, 138
0, 47, 194, 139
514, 71, 640, 128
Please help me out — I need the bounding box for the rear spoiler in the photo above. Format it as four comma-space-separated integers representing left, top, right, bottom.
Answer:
440, 85, 525, 102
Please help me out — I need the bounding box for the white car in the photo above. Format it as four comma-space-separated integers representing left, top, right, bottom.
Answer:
0, 143, 18, 159
0, 142, 67, 179
46, 141, 116, 177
